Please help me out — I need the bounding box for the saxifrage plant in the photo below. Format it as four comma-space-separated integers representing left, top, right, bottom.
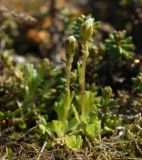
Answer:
37, 15, 122, 150
105, 30, 135, 62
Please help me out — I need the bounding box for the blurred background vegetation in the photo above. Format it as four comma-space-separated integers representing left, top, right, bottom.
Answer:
1, 0, 142, 60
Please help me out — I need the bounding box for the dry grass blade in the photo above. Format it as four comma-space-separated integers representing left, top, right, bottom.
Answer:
36, 141, 47, 160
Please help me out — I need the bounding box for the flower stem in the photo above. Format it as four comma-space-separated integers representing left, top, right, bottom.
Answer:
63, 55, 73, 122
80, 43, 89, 117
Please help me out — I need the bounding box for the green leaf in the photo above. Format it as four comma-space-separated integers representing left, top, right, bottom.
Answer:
50, 120, 66, 138
80, 91, 96, 120
37, 115, 53, 136
13, 108, 23, 116
68, 117, 79, 132
5, 111, 11, 117
71, 104, 80, 123
105, 116, 122, 129
85, 118, 101, 138
0, 112, 4, 121
65, 135, 83, 150
55, 97, 65, 121
13, 119, 27, 129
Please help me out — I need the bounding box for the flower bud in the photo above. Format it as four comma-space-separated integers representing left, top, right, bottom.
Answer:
65, 36, 78, 56
80, 18, 94, 41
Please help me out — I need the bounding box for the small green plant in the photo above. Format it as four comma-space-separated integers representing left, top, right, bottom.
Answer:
48, 36, 78, 138
35, 15, 124, 150
100, 86, 122, 133
64, 36, 78, 123
79, 17, 95, 118
36, 15, 102, 149
64, 134, 83, 150
105, 30, 135, 62
132, 72, 142, 92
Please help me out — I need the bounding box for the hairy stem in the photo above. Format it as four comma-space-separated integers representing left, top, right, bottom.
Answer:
80, 43, 89, 117
63, 55, 73, 122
